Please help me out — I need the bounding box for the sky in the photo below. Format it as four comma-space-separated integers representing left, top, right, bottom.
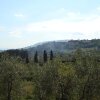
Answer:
0, 0, 100, 49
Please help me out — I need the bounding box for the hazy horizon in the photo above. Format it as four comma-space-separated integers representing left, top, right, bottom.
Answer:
0, 0, 100, 49
0, 38, 99, 50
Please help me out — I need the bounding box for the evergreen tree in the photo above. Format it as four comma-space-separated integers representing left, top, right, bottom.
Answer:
43, 50, 47, 63
50, 50, 53, 60
25, 51, 29, 63
34, 51, 38, 63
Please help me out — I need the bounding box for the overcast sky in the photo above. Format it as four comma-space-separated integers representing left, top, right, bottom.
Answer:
0, 0, 100, 49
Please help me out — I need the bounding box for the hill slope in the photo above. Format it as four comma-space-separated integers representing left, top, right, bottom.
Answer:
26, 39, 100, 56
0, 39, 100, 59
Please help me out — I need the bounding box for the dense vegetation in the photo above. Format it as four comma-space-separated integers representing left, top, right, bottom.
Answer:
27, 39, 100, 56
0, 39, 100, 100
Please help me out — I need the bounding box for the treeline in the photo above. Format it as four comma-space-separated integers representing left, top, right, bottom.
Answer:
0, 49, 54, 64
0, 49, 100, 100
0, 49, 29, 62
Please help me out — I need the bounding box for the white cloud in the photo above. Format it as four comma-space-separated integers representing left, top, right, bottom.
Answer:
25, 14, 100, 38
14, 13, 24, 18
10, 8, 100, 40
9, 30, 22, 38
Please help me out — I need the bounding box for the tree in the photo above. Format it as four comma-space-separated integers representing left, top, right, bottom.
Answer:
0, 56, 23, 100
33, 62, 58, 100
50, 50, 54, 60
25, 51, 29, 63
43, 50, 47, 63
34, 51, 38, 63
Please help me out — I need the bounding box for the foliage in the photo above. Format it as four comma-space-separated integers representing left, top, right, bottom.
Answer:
0, 48, 100, 100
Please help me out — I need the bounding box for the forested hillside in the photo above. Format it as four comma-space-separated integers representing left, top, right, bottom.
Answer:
0, 39, 100, 100
27, 39, 100, 57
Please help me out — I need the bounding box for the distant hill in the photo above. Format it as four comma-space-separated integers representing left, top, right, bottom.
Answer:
26, 39, 100, 57
0, 50, 3, 52
0, 39, 100, 58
